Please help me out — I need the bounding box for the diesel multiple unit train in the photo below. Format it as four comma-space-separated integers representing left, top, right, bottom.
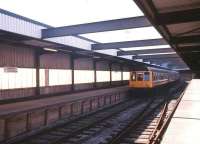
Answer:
129, 67, 179, 88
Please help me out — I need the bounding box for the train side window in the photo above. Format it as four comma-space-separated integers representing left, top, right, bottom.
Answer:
137, 73, 143, 81
160, 73, 163, 79
144, 72, 150, 81
158, 73, 161, 80
131, 72, 136, 81
153, 72, 156, 81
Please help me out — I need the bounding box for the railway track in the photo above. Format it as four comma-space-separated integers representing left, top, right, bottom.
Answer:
57, 99, 163, 144
19, 98, 164, 144
108, 91, 184, 144
55, 89, 184, 144
12, 98, 151, 144
9, 83, 186, 144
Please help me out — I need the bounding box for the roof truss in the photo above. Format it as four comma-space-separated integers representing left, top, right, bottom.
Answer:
42, 16, 151, 38
157, 8, 200, 25
92, 38, 167, 50
117, 48, 173, 56
132, 53, 179, 59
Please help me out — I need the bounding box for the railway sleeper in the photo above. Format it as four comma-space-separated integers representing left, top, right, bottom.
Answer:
123, 137, 148, 144
135, 127, 154, 132
56, 128, 74, 133
134, 138, 149, 144
133, 131, 152, 135
143, 122, 158, 127
49, 131, 67, 136
131, 134, 150, 139
137, 125, 157, 130
67, 138, 81, 143
28, 138, 49, 144
37, 134, 62, 140
143, 119, 158, 123
142, 122, 157, 126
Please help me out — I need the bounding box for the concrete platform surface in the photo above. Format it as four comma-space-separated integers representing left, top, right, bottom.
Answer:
162, 79, 200, 144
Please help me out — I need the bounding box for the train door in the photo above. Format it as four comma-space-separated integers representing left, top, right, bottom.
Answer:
131, 72, 136, 81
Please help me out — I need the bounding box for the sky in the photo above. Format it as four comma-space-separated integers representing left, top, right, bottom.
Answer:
0, 0, 144, 27
0, 0, 172, 56
81, 27, 162, 43
0, 0, 162, 43
0, 0, 187, 69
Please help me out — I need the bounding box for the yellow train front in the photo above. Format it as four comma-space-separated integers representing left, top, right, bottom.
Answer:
129, 67, 179, 89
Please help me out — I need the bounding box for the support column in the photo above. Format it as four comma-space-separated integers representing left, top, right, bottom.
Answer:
71, 54, 74, 91
35, 50, 40, 95
93, 60, 97, 88
45, 69, 49, 86
121, 65, 123, 85
109, 63, 112, 86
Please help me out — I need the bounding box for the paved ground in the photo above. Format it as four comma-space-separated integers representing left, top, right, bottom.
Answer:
162, 79, 200, 144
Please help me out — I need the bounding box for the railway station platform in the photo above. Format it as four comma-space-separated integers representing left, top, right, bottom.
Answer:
0, 86, 129, 117
162, 79, 200, 144
0, 86, 129, 142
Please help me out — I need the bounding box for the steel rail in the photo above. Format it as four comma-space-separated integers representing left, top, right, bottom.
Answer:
51, 99, 152, 144
108, 82, 187, 144
149, 88, 186, 144
148, 103, 168, 144
108, 99, 165, 144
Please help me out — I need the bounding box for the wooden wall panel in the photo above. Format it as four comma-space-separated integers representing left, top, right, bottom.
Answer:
111, 64, 120, 71
40, 53, 70, 69
96, 61, 109, 71
123, 66, 130, 72
61, 104, 71, 118
0, 43, 35, 68
0, 119, 5, 141
74, 58, 93, 70
6, 114, 27, 139
0, 88, 36, 100
47, 108, 59, 124
30, 110, 45, 130
74, 83, 94, 91
39, 85, 71, 95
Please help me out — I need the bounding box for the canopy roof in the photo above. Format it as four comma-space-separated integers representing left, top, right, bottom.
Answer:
0, 0, 191, 70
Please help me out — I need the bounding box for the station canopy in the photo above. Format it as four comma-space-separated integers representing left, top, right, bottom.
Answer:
0, 0, 189, 70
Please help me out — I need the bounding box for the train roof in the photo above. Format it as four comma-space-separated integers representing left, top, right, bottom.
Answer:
147, 67, 178, 73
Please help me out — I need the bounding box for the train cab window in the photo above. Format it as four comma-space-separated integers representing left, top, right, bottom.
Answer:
144, 72, 150, 81
131, 72, 136, 81
137, 73, 143, 81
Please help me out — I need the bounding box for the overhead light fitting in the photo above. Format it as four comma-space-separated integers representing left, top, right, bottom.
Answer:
93, 56, 101, 59
43, 48, 58, 52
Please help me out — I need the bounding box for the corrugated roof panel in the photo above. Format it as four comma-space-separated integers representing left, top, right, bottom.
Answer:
153, 0, 200, 12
